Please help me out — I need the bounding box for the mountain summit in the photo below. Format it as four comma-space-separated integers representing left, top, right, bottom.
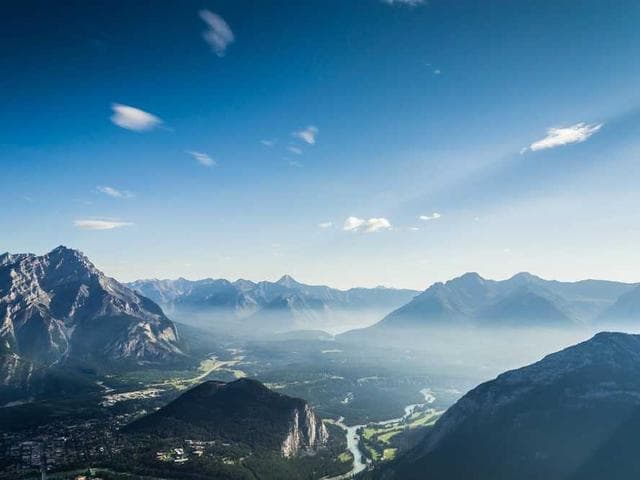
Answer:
276, 274, 303, 288
0, 246, 184, 371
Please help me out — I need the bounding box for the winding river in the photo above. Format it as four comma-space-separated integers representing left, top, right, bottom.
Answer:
327, 388, 437, 479
326, 418, 368, 479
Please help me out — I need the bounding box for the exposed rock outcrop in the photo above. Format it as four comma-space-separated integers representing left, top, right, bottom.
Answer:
0, 246, 184, 372
281, 403, 329, 457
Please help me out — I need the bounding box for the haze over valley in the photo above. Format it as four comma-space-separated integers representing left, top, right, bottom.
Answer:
3, 0, 640, 478
3, 246, 640, 479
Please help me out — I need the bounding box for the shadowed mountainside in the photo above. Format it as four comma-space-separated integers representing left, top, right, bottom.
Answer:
376, 332, 640, 480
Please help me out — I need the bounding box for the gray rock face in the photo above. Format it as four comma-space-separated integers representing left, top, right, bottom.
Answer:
0, 246, 184, 374
281, 402, 329, 457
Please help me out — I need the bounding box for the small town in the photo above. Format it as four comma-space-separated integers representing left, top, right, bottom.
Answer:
0, 410, 249, 480
0, 414, 134, 479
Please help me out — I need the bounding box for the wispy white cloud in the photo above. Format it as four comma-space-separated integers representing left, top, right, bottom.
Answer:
382, 0, 425, 6
199, 10, 234, 57
343, 217, 365, 231
419, 212, 441, 221
261, 139, 276, 147
110, 103, 162, 131
187, 150, 216, 167
365, 218, 392, 232
97, 186, 134, 199
74, 219, 133, 230
288, 159, 303, 168
425, 62, 441, 75
293, 126, 318, 145
318, 221, 333, 229
287, 145, 303, 155
343, 216, 392, 233
523, 122, 603, 153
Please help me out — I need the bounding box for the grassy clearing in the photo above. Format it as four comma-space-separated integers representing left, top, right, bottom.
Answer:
408, 410, 440, 428
378, 428, 403, 444
383, 448, 397, 461
367, 446, 381, 461
360, 409, 442, 464
338, 451, 353, 463
362, 427, 377, 440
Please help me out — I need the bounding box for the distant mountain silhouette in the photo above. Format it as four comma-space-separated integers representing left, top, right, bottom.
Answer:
597, 284, 640, 324
341, 272, 636, 339
128, 276, 419, 333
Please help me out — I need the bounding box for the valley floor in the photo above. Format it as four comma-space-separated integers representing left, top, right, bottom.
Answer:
0, 335, 470, 480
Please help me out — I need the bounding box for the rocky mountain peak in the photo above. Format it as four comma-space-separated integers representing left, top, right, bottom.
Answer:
507, 271, 543, 285
0, 246, 184, 367
452, 272, 485, 284
276, 274, 302, 288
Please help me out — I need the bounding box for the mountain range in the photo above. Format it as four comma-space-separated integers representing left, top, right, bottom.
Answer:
0, 246, 184, 396
341, 272, 639, 340
379, 331, 640, 479
128, 275, 419, 334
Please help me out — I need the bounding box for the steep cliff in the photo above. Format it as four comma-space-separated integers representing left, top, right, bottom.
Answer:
281, 402, 329, 457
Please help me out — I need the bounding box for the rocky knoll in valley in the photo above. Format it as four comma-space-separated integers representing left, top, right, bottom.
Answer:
126, 378, 329, 457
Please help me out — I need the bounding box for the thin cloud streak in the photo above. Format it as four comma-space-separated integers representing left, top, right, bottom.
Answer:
97, 186, 134, 199
293, 126, 318, 145
382, 0, 425, 6
199, 10, 234, 57
187, 150, 216, 167
343, 216, 392, 233
110, 103, 162, 131
523, 122, 603, 153
74, 219, 133, 230
419, 212, 441, 221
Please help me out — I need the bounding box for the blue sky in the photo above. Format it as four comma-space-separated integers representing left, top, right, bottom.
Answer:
2, 0, 640, 289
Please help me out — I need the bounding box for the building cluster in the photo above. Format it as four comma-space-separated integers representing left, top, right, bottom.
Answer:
0, 410, 253, 479
0, 414, 137, 479
155, 439, 215, 464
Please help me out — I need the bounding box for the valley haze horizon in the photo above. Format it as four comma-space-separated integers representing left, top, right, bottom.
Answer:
6, 244, 638, 298
3, 1, 639, 478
